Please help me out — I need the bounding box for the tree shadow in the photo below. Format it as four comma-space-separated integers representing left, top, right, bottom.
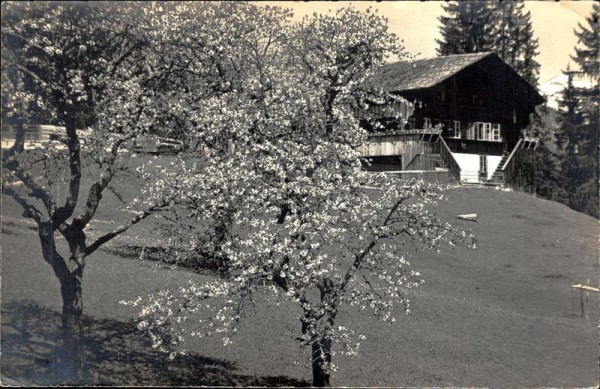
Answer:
1, 300, 310, 386
101, 244, 226, 276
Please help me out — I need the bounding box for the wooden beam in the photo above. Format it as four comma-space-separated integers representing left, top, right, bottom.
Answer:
456, 213, 477, 222
571, 284, 600, 292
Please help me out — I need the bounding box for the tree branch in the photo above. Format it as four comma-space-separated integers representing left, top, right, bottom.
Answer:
38, 221, 72, 281
5, 159, 56, 214
14, 63, 49, 88
84, 195, 175, 257
73, 133, 136, 229
337, 195, 412, 295
3, 30, 51, 61
2, 186, 44, 224
52, 123, 81, 227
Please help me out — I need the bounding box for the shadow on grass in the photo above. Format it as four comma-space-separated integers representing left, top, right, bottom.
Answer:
1, 300, 310, 387
101, 244, 226, 276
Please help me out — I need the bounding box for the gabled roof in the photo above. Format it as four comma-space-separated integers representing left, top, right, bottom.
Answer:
367, 52, 493, 92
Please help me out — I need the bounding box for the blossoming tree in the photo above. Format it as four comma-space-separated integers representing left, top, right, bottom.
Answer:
1, 2, 182, 381
124, 4, 476, 387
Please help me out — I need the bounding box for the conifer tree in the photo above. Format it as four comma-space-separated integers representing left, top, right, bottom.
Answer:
437, 1, 540, 86
492, 1, 540, 86
558, 65, 581, 118
558, 68, 598, 218
524, 106, 567, 205
572, 3, 599, 81
560, 4, 599, 218
436, 1, 495, 56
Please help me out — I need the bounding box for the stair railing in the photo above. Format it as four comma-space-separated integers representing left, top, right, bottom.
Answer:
501, 138, 523, 171
439, 136, 461, 181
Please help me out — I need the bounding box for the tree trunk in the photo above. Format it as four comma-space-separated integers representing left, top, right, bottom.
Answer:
214, 212, 233, 273
38, 225, 86, 382
58, 271, 85, 383
311, 337, 332, 387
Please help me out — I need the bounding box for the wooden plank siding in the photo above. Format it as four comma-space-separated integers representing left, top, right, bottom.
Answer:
360, 131, 440, 170
404, 153, 442, 170
385, 170, 456, 185
503, 146, 537, 192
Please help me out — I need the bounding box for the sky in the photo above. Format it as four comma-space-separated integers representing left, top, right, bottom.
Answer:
263, 1, 596, 85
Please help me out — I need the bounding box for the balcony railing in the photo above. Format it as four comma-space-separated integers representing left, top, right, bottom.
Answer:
443, 138, 507, 155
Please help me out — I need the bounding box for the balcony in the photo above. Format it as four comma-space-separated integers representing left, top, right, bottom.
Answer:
443, 137, 507, 155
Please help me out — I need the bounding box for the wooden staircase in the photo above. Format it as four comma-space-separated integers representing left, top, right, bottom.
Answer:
429, 154, 446, 168
487, 152, 510, 185
421, 154, 448, 169
438, 136, 461, 182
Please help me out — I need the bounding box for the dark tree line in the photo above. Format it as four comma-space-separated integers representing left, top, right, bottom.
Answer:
437, 1, 540, 86
532, 4, 598, 218
555, 4, 599, 218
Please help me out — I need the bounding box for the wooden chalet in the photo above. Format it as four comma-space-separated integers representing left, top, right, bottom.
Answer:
361, 52, 545, 189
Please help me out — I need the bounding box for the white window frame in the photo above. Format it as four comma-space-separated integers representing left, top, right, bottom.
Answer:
452, 120, 461, 138
423, 117, 432, 129
477, 122, 491, 140
472, 122, 501, 142
492, 123, 501, 141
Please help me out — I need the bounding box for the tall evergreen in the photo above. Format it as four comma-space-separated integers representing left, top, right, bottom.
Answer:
436, 1, 540, 86
558, 68, 598, 218
524, 105, 567, 204
436, 1, 495, 56
572, 3, 599, 81
560, 4, 599, 218
492, 1, 540, 86
558, 65, 581, 118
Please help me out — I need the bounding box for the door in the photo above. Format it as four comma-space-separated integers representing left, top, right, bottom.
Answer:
479, 154, 488, 180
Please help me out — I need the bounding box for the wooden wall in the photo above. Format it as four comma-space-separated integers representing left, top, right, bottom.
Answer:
503, 147, 536, 192
444, 138, 507, 156
360, 132, 440, 170
384, 170, 457, 185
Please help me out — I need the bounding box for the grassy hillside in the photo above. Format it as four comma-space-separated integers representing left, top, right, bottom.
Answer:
1, 184, 598, 386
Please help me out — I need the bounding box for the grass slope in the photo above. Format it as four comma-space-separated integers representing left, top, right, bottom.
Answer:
1, 183, 598, 386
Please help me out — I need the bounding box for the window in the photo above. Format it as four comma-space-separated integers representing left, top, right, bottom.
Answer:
492, 123, 501, 141
451, 121, 461, 138
423, 117, 432, 129
477, 122, 491, 140
471, 122, 502, 141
